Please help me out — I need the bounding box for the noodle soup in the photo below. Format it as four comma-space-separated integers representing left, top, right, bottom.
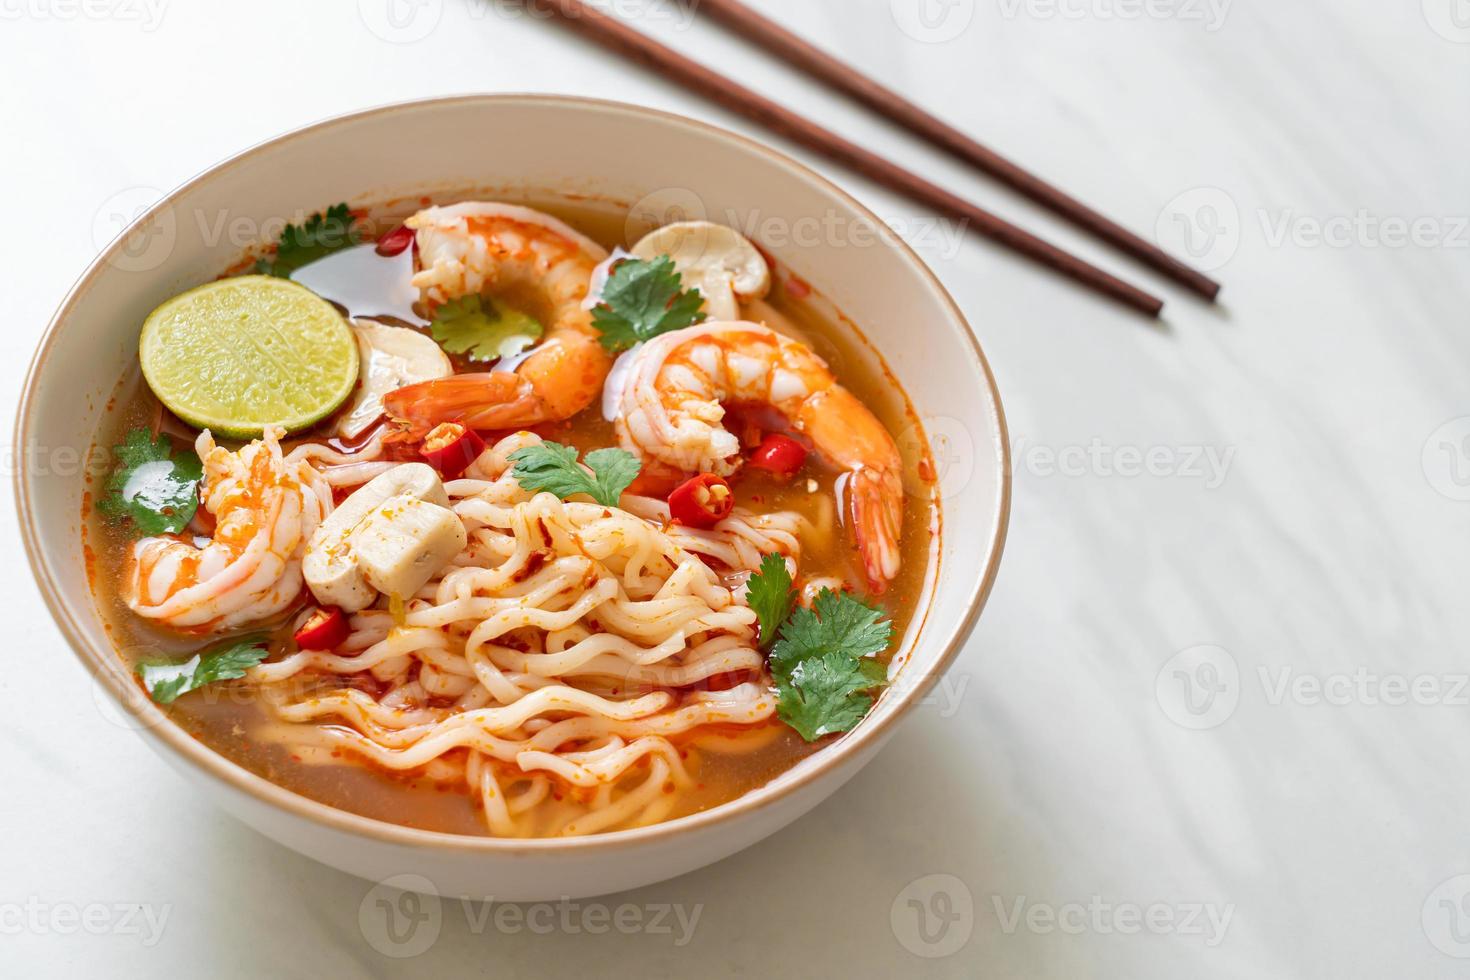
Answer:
85, 196, 937, 838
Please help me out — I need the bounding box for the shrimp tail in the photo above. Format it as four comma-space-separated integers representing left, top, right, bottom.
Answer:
384, 372, 542, 436
849, 467, 903, 594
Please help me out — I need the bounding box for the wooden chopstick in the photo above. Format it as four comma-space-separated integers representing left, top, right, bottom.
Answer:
694, 0, 1220, 302
537, 0, 1166, 318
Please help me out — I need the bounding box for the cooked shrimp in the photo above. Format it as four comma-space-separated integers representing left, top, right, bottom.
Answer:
126, 427, 332, 631
384, 203, 611, 434
614, 322, 903, 592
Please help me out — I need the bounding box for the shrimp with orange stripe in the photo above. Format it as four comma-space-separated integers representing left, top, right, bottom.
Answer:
383, 202, 612, 435
613, 321, 905, 593
126, 427, 333, 631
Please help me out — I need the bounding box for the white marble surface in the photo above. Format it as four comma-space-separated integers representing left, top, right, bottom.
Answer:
3, 1, 1468, 976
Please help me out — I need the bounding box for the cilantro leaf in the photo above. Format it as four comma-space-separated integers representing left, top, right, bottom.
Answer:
776, 650, 888, 742
256, 203, 359, 278
768, 588, 893, 742
429, 295, 544, 362
592, 255, 707, 353
745, 552, 797, 650
507, 441, 641, 508
583, 448, 644, 506
768, 588, 893, 677
97, 428, 203, 536
137, 634, 270, 705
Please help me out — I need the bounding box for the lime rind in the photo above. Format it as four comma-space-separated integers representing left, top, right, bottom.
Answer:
139, 275, 360, 439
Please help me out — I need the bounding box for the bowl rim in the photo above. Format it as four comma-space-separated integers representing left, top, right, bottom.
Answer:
15, 93, 1011, 854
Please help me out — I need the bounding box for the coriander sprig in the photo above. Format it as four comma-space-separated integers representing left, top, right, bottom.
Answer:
745, 553, 797, 650
592, 255, 706, 353
507, 441, 641, 508
429, 295, 544, 362
137, 634, 271, 705
743, 560, 894, 742
255, 203, 359, 278
97, 428, 203, 536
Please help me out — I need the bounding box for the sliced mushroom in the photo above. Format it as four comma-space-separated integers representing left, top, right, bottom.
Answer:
303, 463, 458, 612
337, 319, 453, 440
631, 221, 771, 322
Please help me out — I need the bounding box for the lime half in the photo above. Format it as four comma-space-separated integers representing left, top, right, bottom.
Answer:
139, 275, 359, 439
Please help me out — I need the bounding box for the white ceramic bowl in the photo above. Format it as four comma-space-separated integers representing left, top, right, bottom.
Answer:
16, 95, 1009, 901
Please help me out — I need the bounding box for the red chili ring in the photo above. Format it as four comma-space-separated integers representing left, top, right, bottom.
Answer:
420, 422, 487, 480
294, 607, 349, 651
668, 473, 735, 529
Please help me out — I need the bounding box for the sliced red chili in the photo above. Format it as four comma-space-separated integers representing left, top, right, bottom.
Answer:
420, 422, 487, 479
294, 607, 349, 651
668, 473, 734, 529
748, 434, 808, 479
375, 224, 416, 257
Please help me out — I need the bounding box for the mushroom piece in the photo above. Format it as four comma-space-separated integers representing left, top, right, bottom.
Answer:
337, 319, 453, 440
302, 463, 464, 612
631, 221, 771, 322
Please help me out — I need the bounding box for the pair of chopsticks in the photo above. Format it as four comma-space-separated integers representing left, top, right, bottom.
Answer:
537, 0, 1220, 317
